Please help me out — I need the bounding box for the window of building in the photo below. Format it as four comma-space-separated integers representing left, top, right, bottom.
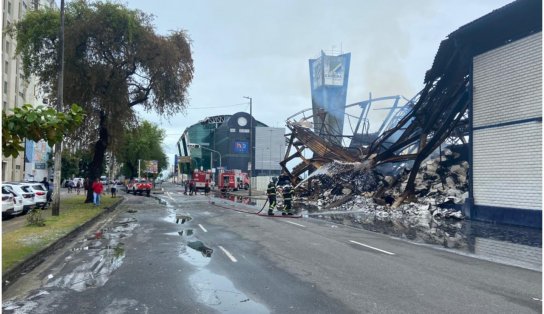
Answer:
3, 81, 7, 92
239, 129, 250, 133
4, 61, 8, 73
5, 41, 10, 54
8, 2, 12, 14
15, 165, 21, 170
230, 128, 236, 132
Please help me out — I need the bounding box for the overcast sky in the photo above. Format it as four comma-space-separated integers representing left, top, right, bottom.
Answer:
118, 0, 513, 166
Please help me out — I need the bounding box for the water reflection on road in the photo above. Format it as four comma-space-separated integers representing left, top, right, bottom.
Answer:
211, 193, 541, 271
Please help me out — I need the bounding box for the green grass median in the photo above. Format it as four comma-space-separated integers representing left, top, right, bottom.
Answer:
2, 195, 117, 273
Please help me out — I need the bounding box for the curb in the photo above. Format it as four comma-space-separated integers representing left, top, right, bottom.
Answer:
2, 197, 125, 291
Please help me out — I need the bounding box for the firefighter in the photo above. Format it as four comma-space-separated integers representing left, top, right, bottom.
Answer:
282, 184, 294, 215
266, 181, 277, 216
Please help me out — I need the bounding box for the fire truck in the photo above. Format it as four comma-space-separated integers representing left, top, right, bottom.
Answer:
218, 169, 249, 192
192, 170, 212, 190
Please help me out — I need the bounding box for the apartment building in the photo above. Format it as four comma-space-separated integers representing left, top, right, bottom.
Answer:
2, 0, 56, 181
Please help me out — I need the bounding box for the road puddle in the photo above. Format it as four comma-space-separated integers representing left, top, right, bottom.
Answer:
176, 214, 192, 224
179, 242, 268, 313
309, 210, 542, 271
43, 218, 138, 292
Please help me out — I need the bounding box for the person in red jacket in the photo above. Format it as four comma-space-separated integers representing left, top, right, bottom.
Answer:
91, 178, 104, 206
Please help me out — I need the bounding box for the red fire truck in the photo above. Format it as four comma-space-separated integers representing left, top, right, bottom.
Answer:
192, 170, 212, 190
218, 170, 249, 192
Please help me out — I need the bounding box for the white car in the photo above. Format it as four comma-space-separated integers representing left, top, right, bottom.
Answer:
4, 183, 35, 214
25, 182, 48, 209
2, 187, 16, 218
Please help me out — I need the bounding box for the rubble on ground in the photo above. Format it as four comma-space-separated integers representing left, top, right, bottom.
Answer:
296, 145, 468, 225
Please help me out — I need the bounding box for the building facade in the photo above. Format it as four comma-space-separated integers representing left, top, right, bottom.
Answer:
2, 0, 56, 181
470, 31, 542, 228
176, 112, 285, 183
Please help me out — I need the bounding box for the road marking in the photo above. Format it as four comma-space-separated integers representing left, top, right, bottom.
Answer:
218, 246, 237, 262
165, 192, 174, 201
198, 224, 208, 232
349, 240, 395, 255
284, 220, 305, 228
532, 297, 543, 302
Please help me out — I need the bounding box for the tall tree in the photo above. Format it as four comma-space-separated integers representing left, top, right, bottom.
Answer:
119, 121, 168, 178
9, 1, 194, 202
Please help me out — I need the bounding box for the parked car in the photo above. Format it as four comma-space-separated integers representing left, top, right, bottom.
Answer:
3, 185, 25, 215
2, 187, 16, 218
25, 182, 49, 209
4, 183, 36, 214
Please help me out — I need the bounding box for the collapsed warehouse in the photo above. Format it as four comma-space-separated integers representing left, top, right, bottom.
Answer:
280, 0, 542, 226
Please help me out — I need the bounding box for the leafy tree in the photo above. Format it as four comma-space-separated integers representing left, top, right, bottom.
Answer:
2, 104, 84, 158
119, 121, 168, 178
9, 1, 193, 201
61, 148, 93, 180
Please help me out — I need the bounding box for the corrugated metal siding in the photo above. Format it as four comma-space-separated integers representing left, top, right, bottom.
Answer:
472, 32, 542, 211
473, 123, 541, 209
473, 33, 542, 127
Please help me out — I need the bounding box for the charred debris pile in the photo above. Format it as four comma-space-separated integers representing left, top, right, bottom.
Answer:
297, 144, 467, 221
281, 0, 541, 222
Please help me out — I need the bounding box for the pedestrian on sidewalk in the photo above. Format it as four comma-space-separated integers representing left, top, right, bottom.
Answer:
92, 178, 104, 206
111, 181, 117, 198
41, 177, 49, 191
76, 179, 82, 195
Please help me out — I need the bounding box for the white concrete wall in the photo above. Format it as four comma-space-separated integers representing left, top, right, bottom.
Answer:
472, 32, 542, 210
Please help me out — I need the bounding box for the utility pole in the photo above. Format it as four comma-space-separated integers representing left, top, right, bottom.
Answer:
138, 159, 141, 178
243, 96, 252, 197
52, 0, 65, 216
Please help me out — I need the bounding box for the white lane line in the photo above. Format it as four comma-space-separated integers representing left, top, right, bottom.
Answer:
198, 224, 208, 232
284, 220, 305, 228
218, 246, 238, 262
349, 240, 395, 255
166, 192, 174, 200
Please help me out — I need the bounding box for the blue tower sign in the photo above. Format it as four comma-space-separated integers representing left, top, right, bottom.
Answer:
309, 51, 351, 145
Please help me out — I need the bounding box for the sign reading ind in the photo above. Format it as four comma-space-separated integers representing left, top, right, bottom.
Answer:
233, 141, 249, 153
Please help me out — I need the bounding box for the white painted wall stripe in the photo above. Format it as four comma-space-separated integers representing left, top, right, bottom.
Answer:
349, 240, 395, 255
198, 224, 208, 233
218, 246, 238, 262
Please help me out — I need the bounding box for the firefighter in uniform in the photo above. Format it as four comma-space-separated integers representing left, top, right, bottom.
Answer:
282, 184, 293, 215
266, 181, 277, 216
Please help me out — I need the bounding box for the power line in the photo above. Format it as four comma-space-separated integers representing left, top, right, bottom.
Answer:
188, 102, 247, 109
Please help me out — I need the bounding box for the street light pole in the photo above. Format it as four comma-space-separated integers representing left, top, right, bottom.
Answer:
243, 96, 252, 197
51, 0, 65, 216
138, 159, 141, 178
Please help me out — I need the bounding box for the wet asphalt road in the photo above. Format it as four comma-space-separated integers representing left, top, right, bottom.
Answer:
2, 183, 541, 313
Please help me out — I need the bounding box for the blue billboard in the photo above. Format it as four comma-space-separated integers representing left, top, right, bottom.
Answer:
233, 141, 249, 153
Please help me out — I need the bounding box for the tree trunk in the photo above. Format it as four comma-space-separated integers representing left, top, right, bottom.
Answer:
85, 111, 109, 203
